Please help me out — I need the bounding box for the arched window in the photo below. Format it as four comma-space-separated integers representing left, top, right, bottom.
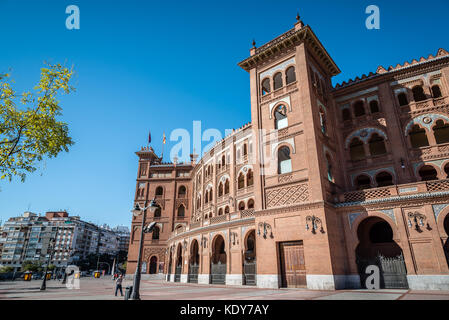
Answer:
178, 186, 186, 198
225, 206, 230, 214
376, 172, 394, 187
247, 169, 254, 186
368, 133, 387, 156
261, 78, 271, 96
369, 100, 380, 113
433, 120, 449, 144
412, 86, 426, 102
355, 175, 372, 190
205, 192, 209, 204
225, 180, 230, 194
247, 199, 255, 209
274, 72, 283, 90
409, 125, 429, 148
218, 208, 223, 216
342, 109, 352, 121
349, 138, 366, 161
319, 109, 326, 134
154, 208, 161, 218
243, 144, 248, 156
278, 147, 292, 174
155, 186, 163, 197
177, 205, 185, 217
432, 85, 442, 98
286, 66, 296, 84
222, 155, 226, 166
353, 101, 365, 117
419, 165, 438, 181
197, 196, 201, 208
238, 173, 245, 189
238, 202, 245, 211
218, 183, 223, 197
209, 189, 213, 202
274, 105, 288, 130
398, 93, 409, 106
152, 226, 160, 240
326, 154, 333, 182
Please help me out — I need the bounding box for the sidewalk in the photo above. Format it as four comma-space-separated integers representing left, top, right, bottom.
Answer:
1, 278, 449, 300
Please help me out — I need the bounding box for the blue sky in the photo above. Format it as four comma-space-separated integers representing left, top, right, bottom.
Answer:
1, 0, 448, 227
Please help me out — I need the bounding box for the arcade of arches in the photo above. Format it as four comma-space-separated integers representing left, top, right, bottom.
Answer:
161, 206, 449, 290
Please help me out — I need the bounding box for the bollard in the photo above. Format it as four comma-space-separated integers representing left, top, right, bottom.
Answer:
124, 286, 133, 300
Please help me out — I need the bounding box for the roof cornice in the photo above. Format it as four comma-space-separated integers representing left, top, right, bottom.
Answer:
238, 25, 341, 76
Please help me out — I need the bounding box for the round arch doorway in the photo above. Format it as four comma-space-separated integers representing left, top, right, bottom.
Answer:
355, 217, 408, 289
210, 235, 226, 285
243, 230, 256, 286
174, 244, 183, 283
149, 256, 158, 275
188, 240, 200, 283
167, 249, 173, 282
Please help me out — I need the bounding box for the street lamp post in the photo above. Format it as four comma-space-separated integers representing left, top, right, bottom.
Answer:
40, 238, 56, 291
130, 199, 158, 300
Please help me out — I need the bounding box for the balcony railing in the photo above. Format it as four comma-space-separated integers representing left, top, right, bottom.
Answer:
400, 96, 448, 113
410, 143, 449, 160
217, 165, 230, 174
174, 209, 256, 237
339, 179, 449, 204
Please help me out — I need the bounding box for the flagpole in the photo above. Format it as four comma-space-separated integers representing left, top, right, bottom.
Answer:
161, 132, 166, 162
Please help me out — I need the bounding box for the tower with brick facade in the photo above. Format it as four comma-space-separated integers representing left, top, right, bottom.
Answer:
127, 15, 449, 290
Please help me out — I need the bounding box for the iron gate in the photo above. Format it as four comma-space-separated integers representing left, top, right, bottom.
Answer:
243, 261, 256, 286
174, 265, 182, 283
210, 262, 226, 285
357, 254, 408, 289
188, 264, 199, 283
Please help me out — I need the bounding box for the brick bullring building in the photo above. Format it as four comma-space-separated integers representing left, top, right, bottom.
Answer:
127, 16, 449, 290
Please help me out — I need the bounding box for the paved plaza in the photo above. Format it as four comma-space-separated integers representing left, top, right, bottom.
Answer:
1, 278, 449, 300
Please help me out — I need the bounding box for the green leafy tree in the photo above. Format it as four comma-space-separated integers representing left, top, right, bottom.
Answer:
0, 266, 14, 273
21, 260, 42, 272
0, 63, 75, 182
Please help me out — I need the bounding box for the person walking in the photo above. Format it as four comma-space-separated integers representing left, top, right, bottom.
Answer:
114, 274, 123, 297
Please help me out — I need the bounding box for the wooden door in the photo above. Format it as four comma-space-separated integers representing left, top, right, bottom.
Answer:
280, 241, 307, 288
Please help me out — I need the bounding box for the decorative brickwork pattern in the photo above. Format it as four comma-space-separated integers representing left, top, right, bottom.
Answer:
344, 187, 391, 203
278, 174, 293, 184
426, 180, 449, 192
241, 209, 256, 218
266, 183, 309, 208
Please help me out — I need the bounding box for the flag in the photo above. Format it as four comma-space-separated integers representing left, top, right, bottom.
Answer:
148, 130, 152, 144
163, 132, 166, 144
